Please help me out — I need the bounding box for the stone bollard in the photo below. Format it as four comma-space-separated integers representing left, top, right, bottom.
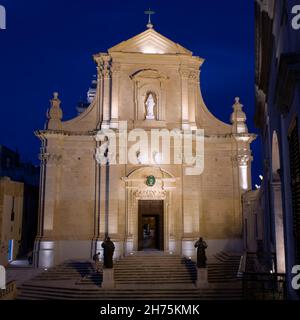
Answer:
102, 268, 115, 289
196, 267, 209, 289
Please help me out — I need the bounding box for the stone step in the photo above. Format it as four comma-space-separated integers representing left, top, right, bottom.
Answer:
115, 274, 195, 277
18, 289, 242, 295
114, 267, 236, 272
33, 271, 236, 277
19, 284, 241, 293
17, 286, 242, 300
19, 290, 242, 296
17, 251, 242, 300
115, 264, 193, 267
214, 252, 241, 263
17, 293, 242, 300
115, 269, 195, 272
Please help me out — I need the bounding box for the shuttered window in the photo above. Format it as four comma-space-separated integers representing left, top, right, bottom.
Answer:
288, 119, 300, 264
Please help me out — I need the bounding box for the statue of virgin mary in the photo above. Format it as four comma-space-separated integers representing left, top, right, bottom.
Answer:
145, 93, 156, 120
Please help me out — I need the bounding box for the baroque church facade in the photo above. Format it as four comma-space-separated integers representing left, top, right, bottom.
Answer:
34, 26, 256, 268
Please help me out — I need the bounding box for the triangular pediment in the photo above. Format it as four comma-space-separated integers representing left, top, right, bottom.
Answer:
108, 28, 192, 55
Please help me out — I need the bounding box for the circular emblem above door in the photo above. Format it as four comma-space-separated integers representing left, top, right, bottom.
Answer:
146, 175, 156, 187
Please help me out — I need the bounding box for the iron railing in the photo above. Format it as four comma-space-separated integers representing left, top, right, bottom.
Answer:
241, 272, 287, 300
237, 251, 287, 299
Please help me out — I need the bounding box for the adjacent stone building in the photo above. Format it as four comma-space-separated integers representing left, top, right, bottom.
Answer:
0, 146, 39, 261
255, 0, 300, 298
35, 25, 256, 268
0, 177, 24, 266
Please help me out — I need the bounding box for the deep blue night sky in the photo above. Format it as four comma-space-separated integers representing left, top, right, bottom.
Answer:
0, 0, 262, 186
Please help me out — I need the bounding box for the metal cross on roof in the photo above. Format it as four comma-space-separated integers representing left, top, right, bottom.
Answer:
144, 8, 155, 29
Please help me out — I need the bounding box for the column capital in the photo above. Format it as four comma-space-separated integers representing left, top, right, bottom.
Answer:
96, 55, 111, 79
179, 68, 190, 79
232, 153, 251, 167
188, 70, 199, 82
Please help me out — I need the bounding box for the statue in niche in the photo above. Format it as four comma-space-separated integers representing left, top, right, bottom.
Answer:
145, 93, 156, 120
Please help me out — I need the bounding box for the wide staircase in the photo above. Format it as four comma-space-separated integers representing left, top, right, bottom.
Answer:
17, 251, 243, 300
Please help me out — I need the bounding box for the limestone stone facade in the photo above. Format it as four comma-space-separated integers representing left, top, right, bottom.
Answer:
34, 27, 256, 268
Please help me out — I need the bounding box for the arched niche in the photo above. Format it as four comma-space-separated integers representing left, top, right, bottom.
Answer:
130, 69, 168, 123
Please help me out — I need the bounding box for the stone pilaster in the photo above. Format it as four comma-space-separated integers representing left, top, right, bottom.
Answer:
102, 55, 111, 129
188, 70, 199, 130
92, 139, 101, 250
96, 62, 104, 129
110, 63, 121, 129
38, 150, 62, 233
36, 144, 47, 239
34, 145, 63, 268
180, 68, 190, 130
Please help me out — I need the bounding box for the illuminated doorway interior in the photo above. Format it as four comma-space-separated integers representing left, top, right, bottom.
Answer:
138, 200, 164, 251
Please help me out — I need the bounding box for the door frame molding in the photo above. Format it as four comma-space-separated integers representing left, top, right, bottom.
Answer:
122, 166, 177, 253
